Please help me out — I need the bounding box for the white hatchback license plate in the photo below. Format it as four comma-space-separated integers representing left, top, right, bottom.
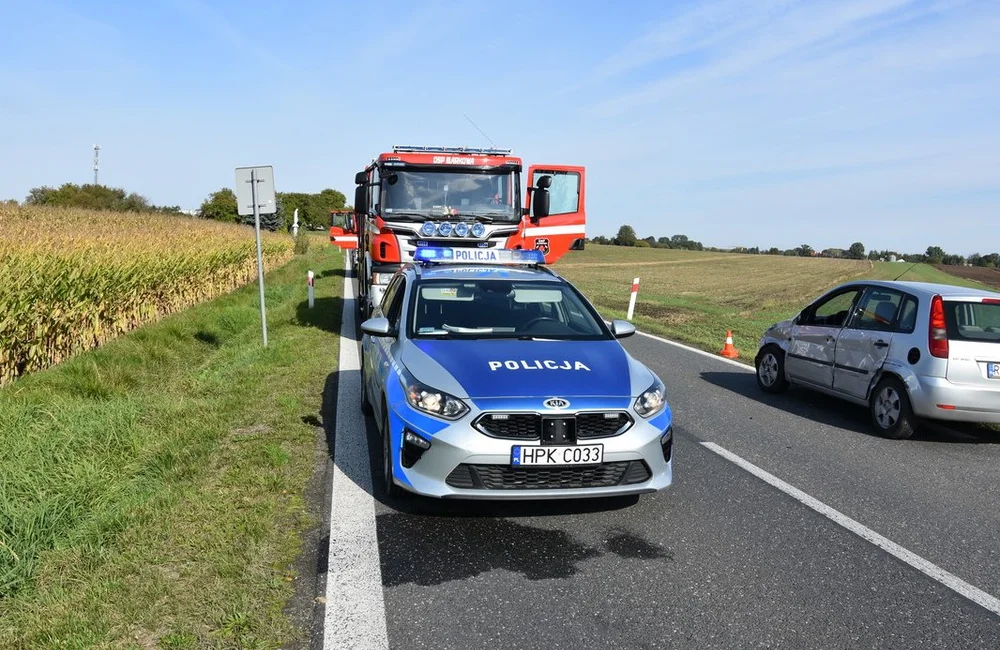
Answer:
988, 362, 1000, 379
511, 444, 604, 466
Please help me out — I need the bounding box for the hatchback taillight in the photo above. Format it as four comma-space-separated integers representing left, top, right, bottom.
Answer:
929, 294, 948, 359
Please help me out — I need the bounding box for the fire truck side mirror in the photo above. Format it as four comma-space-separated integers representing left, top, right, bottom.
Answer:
354, 171, 367, 185
532, 186, 550, 221
354, 185, 368, 215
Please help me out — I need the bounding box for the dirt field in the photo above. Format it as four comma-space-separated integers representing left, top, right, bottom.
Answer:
934, 265, 1000, 291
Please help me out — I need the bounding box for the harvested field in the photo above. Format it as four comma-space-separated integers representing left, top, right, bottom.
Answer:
934, 265, 1000, 291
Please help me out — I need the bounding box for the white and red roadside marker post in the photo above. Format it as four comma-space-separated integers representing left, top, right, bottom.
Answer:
307, 270, 315, 308
626, 277, 640, 321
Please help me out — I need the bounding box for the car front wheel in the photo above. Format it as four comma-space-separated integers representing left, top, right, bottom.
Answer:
360, 347, 373, 416
755, 345, 789, 393
382, 409, 401, 499
870, 376, 916, 439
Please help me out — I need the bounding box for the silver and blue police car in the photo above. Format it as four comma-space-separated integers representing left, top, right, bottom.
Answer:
360, 247, 673, 500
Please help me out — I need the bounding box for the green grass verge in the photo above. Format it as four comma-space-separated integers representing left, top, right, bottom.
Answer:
554, 245, 992, 363
0, 233, 343, 649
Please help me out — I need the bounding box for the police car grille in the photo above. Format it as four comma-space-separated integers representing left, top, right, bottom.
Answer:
474, 414, 540, 439
475, 411, 632, 440
445, 461, 651, 490
576, 412, 633, 438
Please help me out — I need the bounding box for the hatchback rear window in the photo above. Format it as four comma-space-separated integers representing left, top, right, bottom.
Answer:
945, 301, 1000, 342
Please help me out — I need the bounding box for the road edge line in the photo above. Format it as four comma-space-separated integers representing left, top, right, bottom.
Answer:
322, 261, 389, 650
635, 329, 754, 372
701, 441, 1000, 618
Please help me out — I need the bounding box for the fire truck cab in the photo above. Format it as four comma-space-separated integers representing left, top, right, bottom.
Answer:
333, 145, 586, 318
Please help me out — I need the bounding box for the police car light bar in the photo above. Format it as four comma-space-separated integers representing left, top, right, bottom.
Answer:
413, 247, 546, 265
392, 145, 513, 156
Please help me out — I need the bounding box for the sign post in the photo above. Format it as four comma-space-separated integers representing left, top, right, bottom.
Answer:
235, 165, 277, 347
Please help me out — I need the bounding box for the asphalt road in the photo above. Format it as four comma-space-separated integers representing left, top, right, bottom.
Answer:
320, 282, 1000, 649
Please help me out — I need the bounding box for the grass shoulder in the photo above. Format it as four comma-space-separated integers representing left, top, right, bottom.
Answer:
0, 236, 343, 649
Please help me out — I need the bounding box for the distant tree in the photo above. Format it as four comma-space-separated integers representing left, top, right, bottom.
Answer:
590, 235, 610, 245
796, 244, 814, 257
635, 240, 651, 248
925, 246, 946, 264
643, 235, 656, 246
867, 250, 881, 261
981, 253, 999, 268
941, 254, 966, 266
783, 249, 798, 256
613, 224, 638, 247
198, 188, 239, 223
25, 183, 154, 212
656, 236, 672, 248
848, 242, 865, 259
767, 247, 781, 255
276, 188, 348, 230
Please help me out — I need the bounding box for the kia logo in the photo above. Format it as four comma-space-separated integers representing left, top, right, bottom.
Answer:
543, 398, 570, 409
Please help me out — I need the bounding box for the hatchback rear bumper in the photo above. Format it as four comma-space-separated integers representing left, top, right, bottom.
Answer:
911, 376, 1000, 423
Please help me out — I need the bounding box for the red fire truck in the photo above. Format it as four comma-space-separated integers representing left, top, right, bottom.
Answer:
328, 145, 586, 317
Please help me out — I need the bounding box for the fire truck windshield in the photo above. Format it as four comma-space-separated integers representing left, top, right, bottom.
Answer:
380, 168, 520, 222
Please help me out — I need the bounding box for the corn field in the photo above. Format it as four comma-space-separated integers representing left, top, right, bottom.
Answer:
0, 204, 293, 386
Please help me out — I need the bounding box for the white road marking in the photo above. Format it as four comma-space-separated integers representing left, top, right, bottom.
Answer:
635, 329, 753, 372
702, 441, 1000, 618
323, 262, 389, 650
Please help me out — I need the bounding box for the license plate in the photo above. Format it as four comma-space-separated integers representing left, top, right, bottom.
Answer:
988, 362, 1000, 379
511, 444, 604, 466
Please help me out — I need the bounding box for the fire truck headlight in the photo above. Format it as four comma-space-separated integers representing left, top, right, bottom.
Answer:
471, 223, 486, 238
420, 222, 436, 237
400, 369, 468, 420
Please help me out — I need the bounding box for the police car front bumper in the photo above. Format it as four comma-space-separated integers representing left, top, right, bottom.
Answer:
387, 402, 673, 500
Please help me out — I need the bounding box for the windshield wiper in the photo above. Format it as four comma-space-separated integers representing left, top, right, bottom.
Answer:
382, 212, 429, 222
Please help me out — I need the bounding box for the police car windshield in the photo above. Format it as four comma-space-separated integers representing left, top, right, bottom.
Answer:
381, 168, 520, 222
410, 279, 609, 340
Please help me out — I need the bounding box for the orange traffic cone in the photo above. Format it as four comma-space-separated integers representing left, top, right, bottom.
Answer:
720, 330, 739, 359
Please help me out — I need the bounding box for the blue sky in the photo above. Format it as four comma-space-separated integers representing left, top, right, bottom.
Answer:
1, 0, 997, 254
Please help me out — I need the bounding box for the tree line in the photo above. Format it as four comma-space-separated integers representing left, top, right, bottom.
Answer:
196, 187, 347, 232
590, 225, 706, 250
12, 183, 348, 233
592, 224, 999, 268
22, 183, 183, 214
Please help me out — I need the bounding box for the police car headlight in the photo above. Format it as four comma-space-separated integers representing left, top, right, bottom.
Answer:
634, 376, 666, 418
400, 369, 468, 420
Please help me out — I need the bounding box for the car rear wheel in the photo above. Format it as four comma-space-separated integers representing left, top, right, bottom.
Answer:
756, 345, 789, 393
870, 376, 916, 440
382, 409, 401, 499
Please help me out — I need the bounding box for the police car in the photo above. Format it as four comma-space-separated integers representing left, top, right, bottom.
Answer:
360, 247, 673, 500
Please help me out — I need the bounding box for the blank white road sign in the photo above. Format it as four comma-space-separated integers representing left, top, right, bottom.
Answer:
235, 166, 277, 215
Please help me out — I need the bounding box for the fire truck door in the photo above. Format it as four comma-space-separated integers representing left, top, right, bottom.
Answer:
525, 165, 586, 263
329, 212, 358, 250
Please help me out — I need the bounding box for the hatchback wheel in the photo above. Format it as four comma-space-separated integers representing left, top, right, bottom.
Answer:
755, 345, 789, 393
870, 376, 916, 440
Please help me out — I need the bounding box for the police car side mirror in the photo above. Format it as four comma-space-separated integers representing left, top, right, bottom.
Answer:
361, 317, 393, 337
610, 319, 636, 339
